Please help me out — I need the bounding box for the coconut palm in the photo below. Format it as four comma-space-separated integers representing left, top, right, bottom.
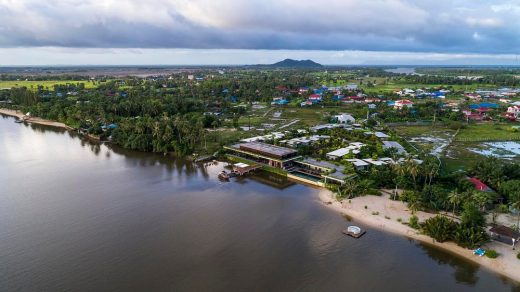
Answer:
472, 191, 495, 211
448, 191, 463, 216
512, 200, 520, 232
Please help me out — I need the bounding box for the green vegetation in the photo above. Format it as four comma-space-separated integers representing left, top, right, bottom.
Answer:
422, 215, 457, 243
456, 124, 520, 142
0, 80, 98, 90
408, 215, 420, 229
2, 67, 520, 250
485, 250, 499, 259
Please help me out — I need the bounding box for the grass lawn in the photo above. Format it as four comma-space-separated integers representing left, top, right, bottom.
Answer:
456, 123, 520, 141
0, 80, 98, 90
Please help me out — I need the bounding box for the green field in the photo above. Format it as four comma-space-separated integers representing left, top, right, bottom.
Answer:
0, 80, 98, 90
456, 123, 520, 141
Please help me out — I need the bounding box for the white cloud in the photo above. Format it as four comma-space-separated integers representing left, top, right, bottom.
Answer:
465, 17, 504, 28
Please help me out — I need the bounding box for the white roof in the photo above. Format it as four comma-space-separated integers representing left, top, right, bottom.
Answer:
363, 159, 387, 166
349, 142, 366, 148
382, 141, 407, 154
327, 148, 351, 157
379, 157, 396, 164
346, 159, 369, 167
374, 132, 390, 138
234, 163, 249, 168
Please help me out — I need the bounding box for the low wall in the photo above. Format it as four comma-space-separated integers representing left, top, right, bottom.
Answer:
287, 173, 325, 187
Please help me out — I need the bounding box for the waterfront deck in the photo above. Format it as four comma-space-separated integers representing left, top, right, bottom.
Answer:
232, 163, 262, 176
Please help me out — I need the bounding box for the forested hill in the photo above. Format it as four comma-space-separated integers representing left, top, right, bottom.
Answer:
269, 59, 323, 68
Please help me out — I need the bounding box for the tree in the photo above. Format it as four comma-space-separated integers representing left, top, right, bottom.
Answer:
448, 191, 463, 216
422, 215, 456, 243
472, 191, 495, 211
512, 200, 520, 232
460, 203, 486, 228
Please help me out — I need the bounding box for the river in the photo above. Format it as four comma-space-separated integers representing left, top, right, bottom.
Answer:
0, 115, 517, 291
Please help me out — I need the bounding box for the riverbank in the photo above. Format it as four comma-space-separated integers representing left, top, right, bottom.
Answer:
0, 108, 74, 130
317, 189, 520, 284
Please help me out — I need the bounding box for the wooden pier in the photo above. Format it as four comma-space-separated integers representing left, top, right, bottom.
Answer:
232, 163, 261, 176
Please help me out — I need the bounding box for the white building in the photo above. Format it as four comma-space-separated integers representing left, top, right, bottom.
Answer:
382, 141, 407, 155
334, 113, 355, 124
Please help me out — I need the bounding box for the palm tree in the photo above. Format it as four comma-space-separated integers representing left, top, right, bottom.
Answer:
472, 191, 495, 212
405, 156, 419, 189
341, 180, 359, 199
448, 191, 463, 216
512, 200, 520, 232
392, 163, 406, 200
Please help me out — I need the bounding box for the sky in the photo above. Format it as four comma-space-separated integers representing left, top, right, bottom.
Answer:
0, 0, 519, 65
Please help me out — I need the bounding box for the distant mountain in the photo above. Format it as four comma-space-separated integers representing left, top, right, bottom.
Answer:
269, 59, 323, 68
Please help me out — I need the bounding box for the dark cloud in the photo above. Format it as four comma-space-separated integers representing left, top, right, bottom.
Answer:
0, 0, 518, 54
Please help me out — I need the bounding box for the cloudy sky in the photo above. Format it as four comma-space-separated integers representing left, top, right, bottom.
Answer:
0, 0, 519, 65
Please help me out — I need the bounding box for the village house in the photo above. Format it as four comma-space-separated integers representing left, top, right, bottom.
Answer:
506, 106, 520, 120
333, 113, 355, 124
394, 99, 414, 110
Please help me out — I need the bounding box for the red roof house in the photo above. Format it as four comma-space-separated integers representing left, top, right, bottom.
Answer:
467, 177, 493, 192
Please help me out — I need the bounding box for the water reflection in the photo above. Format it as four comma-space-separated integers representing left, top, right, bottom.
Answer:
419, 242, 479, 285
1, 113, 520, 291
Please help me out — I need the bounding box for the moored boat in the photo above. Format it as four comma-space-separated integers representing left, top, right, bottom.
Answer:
218, 170, 230, 180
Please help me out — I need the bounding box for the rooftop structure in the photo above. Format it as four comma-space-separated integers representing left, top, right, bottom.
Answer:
346, 159, 370, 170
327, 148, 351, 160
334, 113, 355, 124
382, 141, 407, 155
364, 131, 390, 139
238, 142, 297, 160
467, 177, 494, 192
363, 158, 387, 166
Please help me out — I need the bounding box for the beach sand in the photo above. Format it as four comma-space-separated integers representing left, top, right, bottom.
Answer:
0, 108, 74, 130
318, 189, 520, 284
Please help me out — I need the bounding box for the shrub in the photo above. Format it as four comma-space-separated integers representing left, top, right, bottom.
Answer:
485, 250, 498, 259
421, 215, 456, 242
408, 215, 420, 229
372, 211, 380, 215
397, 218, 402, 222
364, 205, 368, 209
453, 224, 489, 249
385, 216, 391, 219
517, 252, 520, 260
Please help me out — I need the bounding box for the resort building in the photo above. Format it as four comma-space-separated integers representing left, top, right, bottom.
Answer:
224, 142, 300, 169
326, 142, 366, 160
326, 148, 351, 160
382, 141, 407, 155
290, 158, 355, 185
346, 159, 370, 171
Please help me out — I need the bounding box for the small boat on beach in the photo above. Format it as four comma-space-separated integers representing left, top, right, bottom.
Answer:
14, 119, 24, 123
473, 248, 486, 257
343, 225, 366, 238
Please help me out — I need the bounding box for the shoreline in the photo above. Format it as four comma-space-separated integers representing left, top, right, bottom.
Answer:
0, 108, 74, 130
317, 189, 520, 284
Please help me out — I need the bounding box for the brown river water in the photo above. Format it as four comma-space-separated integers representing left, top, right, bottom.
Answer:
0, 114, 518, 291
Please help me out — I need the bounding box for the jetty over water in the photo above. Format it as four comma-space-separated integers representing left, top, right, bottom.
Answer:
232, 163, 261, 176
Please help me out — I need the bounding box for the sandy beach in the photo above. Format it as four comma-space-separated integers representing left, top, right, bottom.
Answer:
318, 189, 520, 284
0, 108, 74, 130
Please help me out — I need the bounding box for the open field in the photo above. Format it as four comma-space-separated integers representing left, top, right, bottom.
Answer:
0, 80, 98, 90
456, 123, 520, 141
